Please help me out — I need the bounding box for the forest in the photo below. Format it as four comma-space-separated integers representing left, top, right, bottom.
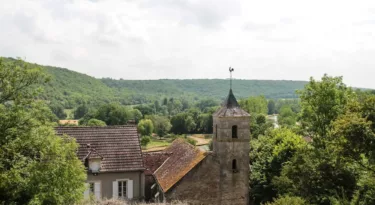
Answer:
2, 58, 375, 204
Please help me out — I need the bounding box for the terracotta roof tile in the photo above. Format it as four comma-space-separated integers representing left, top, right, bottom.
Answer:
154, 139, 207, 192
143, 152, 172, 175
55, 126, 144, 172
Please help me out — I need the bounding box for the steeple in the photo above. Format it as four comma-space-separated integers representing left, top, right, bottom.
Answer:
223, 89, 239, 108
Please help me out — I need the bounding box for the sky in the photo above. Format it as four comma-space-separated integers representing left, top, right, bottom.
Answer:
1, 0, 375, 88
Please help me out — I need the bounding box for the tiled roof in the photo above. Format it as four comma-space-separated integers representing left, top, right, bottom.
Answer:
213, 89, 250, 117
143, 152, 172, 175
55, 126, 144, 172
154, 139, 207, 192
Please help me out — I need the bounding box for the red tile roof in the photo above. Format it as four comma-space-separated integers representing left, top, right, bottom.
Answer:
143, 152, 172, 175
55, 126, 144, 172
154, 139, 207, 192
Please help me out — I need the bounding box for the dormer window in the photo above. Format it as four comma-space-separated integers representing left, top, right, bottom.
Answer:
89, 158, 102, 173
232, 125, 238, 138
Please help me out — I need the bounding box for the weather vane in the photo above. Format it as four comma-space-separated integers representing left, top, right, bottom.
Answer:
229, 67, 234, 89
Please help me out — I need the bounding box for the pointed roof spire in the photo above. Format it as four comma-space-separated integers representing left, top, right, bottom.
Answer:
223, 89, 239, 108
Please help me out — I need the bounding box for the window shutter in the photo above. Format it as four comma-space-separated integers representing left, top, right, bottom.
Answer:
112, 181, 118, 199
84, 183, 89, 199
94, 182, 101, 200
127, 180, 133, 199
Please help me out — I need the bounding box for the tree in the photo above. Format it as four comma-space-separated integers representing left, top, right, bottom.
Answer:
49, 103, 67, 120
132, 109, 143, 123
87, 119, 106, 126
147, 115, 171, 138
74, 104, 89, 119
239, 96, 268, 115
0, 58, 85, 204
265, 196, 307, 205
298, 74, 354, 137
278, 105, 297, 127
95, 103, 132, 125
137, 119, 154, 136
268, 100, 276, 115
250, 128, 306, 204
140, 136, 151, 147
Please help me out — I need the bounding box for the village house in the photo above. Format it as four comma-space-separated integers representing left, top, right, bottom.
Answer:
55, 126, 145, 200
146, 89, 251, 205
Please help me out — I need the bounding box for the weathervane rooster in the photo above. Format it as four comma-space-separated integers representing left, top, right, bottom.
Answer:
229, 67, 234, 89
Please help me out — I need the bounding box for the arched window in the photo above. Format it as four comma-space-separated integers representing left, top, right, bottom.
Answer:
215, 124, 218, 139
232, 125, 238, 138
232, 159, 238, 172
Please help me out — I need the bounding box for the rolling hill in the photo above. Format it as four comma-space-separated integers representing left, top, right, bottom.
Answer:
3, 57, 308, 108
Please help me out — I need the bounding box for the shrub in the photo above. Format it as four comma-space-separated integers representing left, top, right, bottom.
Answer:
186, 138, 197, 146
141, 136, 151, 147
265, 196, 308, 205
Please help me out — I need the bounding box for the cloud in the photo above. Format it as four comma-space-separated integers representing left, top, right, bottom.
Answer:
0, 0, 375, 89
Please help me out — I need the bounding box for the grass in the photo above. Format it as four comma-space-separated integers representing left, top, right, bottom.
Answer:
143, 138, 171, 150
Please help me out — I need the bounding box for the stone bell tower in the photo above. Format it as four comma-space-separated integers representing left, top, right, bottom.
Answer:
212, 69, 250, 205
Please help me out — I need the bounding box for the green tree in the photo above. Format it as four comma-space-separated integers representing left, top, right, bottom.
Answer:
95, 103, 132, 125
268, 100, 276, 115
239, 96, 268, 115
137, 119, 154, 136
74, 104, 89, 119
147, 115, 172, 138
0, 58, 85, 204
132, 109, 143, 123
87, 119, 106, 126
49, 103, 67, 120
250, 128, 306, 204
265, 196, 308, 205
140, 136, 151, 147
278, 105, 297, 127
298, 74, 354, 137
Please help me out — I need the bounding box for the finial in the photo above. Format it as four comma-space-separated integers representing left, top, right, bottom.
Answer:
229, 67, 234, 89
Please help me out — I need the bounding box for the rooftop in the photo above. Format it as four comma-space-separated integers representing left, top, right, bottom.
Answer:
213, 89, 250, 117
154, 139, 207, 192
55, 126, 144, 172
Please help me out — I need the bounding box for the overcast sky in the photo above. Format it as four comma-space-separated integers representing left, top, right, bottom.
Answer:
1, 0, 375, 88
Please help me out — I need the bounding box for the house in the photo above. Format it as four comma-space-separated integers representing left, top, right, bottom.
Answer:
55, 126, 145, 201
149, 89, 251, 205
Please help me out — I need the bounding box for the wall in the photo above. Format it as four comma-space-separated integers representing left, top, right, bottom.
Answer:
87, 171, 144, 200
165, 155, 220, 205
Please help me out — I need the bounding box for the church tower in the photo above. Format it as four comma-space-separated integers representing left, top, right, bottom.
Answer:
212, 88, 250, 205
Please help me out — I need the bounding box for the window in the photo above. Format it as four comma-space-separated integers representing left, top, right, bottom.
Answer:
232, 159, 238, 173
215, 124, 218, 139
232, 125, 238, 138
89, 182, 95, 194
118, 180, 127, 198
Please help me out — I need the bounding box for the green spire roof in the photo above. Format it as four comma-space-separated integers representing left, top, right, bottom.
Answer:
223, 89, 239, 108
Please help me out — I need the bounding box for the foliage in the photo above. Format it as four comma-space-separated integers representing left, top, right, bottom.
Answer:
278, 105, 297, 128
140, 136, 151, 147
146, 115, 172, 138
49, 102, 67, 120
268, 100, 276, 115
137, 119, 154, 136
265, 196, 308, 205
239, 95, 268, 115
94, 103, 133, 125
74, 104, 89, 119
186, 138, 197, 146
87, 119, 106, 126
250, 114, 274, 139
0, 58, 85, 204
250, 128, 306, 204
298, 74, 354, 137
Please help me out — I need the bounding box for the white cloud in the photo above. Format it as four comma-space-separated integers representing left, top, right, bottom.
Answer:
0, 0, 375, 88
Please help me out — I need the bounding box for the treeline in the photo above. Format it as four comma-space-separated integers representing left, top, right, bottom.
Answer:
2, 57, 308, 112
251, 75, 375, 205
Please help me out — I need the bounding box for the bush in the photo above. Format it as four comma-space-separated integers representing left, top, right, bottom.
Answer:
265, 196, 308, 205
186, 138, 197, 146
141, 136, 151, 147
87, 119, 107, 126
